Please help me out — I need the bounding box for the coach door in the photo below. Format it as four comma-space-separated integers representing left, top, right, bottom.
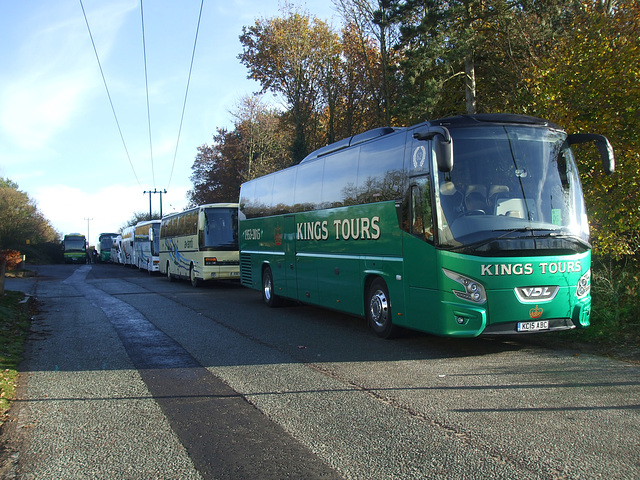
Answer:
279, 215, 297, 299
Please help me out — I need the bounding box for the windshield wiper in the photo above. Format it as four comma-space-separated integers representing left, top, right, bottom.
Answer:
493, 226, 536, 239
530, 231, 591, 249
445, 227, 582, 253
444, 228, 535, 252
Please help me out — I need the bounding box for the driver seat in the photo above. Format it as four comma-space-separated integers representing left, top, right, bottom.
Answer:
465, 185, 487, 213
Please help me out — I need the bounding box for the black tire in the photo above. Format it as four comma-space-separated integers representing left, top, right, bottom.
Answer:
167, 262, 174, 282
190, 265, 200, 288
262, 266, 282, 307
366, 278, 397, 339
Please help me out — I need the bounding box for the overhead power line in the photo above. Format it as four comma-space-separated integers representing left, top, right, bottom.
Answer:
79, 0, 142, 189
81, 0, 205, 193
140, 0, 156, 189
167, 0, 205, 191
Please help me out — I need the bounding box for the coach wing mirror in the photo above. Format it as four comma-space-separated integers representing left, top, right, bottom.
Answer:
414, 127, 453, 172
567, 133, 615, 175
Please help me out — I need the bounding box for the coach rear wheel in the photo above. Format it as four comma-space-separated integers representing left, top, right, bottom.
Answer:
367, 278, 397, 339
167, 262, 174, 282
262, 266, 282, 307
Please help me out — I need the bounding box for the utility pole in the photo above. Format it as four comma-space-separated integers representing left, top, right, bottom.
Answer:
142, 189, 167, 219
84, 217, 93, 246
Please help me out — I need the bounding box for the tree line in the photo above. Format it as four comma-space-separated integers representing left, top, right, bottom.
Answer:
188, 0, 638, 259
0, 175, 163, 264
0, 178, 61, 264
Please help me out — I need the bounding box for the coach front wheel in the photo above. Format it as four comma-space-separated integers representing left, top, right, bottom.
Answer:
190, 265, 200, 288
367, 278, 397, 339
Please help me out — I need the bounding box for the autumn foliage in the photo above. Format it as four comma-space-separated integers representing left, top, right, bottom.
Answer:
525, 1, 639, 258
0, 250, 24, 270
0, 178, 61, 264
189, 1, 638, 263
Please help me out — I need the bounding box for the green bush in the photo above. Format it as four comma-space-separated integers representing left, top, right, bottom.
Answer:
583, 256, 640, 348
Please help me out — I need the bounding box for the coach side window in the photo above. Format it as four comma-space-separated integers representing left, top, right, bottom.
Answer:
272, 168, 296, 214
254, 175, 275, 217
294, 159, 323, 212
356, 134, 406, 203
321, 148, 359, 209
411, 177, 434, 243
239, 181, 256, 218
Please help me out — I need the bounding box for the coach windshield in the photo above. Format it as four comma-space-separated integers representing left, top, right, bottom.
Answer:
202, 207, 238, 251
434, 125, 589, 254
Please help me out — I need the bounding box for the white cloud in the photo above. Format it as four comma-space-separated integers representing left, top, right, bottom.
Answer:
0, 1, 137, 150
2, 75, 93, 149
34, 182, 189, 243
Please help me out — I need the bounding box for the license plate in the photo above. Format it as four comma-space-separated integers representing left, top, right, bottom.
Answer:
517, 320, 549, 332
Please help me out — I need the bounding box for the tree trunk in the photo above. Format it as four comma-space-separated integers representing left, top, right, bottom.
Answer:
463, 0, 477, 115
465, 54, 477, 115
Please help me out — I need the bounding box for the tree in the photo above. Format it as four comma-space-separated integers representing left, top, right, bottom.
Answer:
188, 131, 244, 206
230, 95, 292, 180
385, 0, 481, 122
120, 211, 161, 231
0, 178, 59, 251
239, 7, 340, 162
187, 96, 291, 206
477, 1, 581, 113
525, 0, 640, 257
333, 0, 399, 126
383, 0, 579, 122
325, 22, 389, 139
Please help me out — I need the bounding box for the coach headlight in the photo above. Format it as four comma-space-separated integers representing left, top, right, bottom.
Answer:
443, 268, 487, 304
576, 269, 591, 298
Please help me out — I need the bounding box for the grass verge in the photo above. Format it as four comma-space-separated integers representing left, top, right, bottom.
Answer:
0, 291, 33, 425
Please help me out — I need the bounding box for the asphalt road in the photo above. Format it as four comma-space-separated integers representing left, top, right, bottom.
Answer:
1, 263, 639, 479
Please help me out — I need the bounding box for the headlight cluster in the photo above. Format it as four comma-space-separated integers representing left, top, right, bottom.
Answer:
443, 268, 487, 304
576, 268, 591, 298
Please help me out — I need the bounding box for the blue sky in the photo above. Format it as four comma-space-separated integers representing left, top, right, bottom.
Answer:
0, 0, 338, 245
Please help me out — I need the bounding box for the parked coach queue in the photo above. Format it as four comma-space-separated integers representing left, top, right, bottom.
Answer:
98, 114, 615, 339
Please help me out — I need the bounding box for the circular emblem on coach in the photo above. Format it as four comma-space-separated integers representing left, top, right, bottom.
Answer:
412, 146, 426, 169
